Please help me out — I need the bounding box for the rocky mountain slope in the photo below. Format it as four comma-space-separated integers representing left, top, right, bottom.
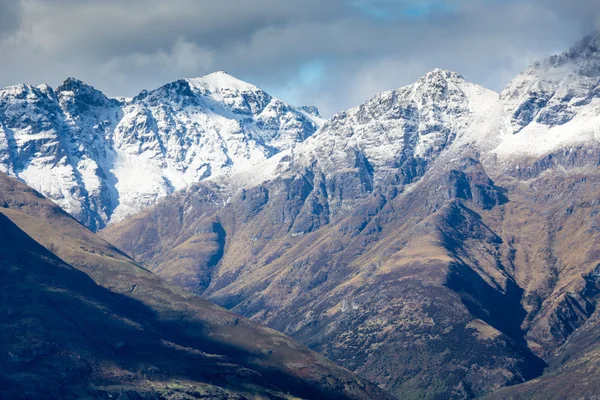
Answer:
0, 172, 392, 400
101, 32, 600, 399
0, 71, 320, 230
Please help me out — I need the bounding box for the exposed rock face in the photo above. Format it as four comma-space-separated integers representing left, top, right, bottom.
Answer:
0, 72, 320, 230
298, 105, 322, 118
294, 69, 499, 211
0, 172, 392, 400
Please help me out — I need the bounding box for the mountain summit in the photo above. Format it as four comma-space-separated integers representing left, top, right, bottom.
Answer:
498, 31, 600, 156
187, 70, 262, 93
0, 72, 320, 230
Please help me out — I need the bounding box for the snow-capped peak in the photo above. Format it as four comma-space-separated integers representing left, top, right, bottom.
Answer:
35, 83, 53, 93
0, 83, 36, 98
56, 77, 112, 107
416, 68, 466, 85
0, 73, 320, 230
57, 77, 99, 94
277, 67, 499, 206
298, 105, 321, 118
559, 31, 600, 72
499, 30, 600, 141
507, 31, 600, 84
187, 71, 260, 94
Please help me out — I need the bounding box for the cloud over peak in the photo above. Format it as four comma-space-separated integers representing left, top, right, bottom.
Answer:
0, 0, 598, 116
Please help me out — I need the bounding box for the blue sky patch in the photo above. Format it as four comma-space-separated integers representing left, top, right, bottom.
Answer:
351, 0, 459, 20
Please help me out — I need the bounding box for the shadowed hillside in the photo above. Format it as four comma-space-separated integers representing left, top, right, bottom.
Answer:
0, 172, 392, 400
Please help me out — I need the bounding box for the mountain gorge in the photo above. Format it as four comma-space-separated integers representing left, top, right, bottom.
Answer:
2, 31, 600, 399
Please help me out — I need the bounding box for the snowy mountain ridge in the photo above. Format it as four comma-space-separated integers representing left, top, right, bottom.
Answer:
224, 35, 600, 203
2, 33, 600, 231
494, 32, 600, 160
0, 71, 320, 230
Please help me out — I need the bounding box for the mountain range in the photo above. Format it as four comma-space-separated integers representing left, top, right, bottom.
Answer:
2, 32, 600, 399
0, 71, 321, 231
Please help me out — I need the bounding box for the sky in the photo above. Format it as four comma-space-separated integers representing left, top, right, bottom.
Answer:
0, 0, 599, 117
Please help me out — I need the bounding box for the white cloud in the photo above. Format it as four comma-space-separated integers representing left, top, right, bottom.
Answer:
98, 38, 215, 93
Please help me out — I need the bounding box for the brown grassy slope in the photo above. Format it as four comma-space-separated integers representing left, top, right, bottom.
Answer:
102, 159, 548, 400
484, 349, 600, 400
484, 313, 600, 400
0, 172, 392, 400
482, 168, 600, 399
0, 213, 284, 399
485, 168, 600, 356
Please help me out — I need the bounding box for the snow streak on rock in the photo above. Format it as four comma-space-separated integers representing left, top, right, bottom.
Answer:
0, 72, 320, 230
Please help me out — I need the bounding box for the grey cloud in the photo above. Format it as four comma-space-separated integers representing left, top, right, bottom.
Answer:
21, 0, 346, 58
534, 0, 600, 23
0, 0, 598, 116
0, 0, 22, 39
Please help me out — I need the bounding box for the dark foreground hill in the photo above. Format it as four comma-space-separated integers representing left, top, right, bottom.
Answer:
0, 172, 391, 400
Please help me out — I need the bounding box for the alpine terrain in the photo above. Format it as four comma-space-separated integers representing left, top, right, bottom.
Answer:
0, 71, 321, 230
100, 32, 600, 399
2, 24, 600, 400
